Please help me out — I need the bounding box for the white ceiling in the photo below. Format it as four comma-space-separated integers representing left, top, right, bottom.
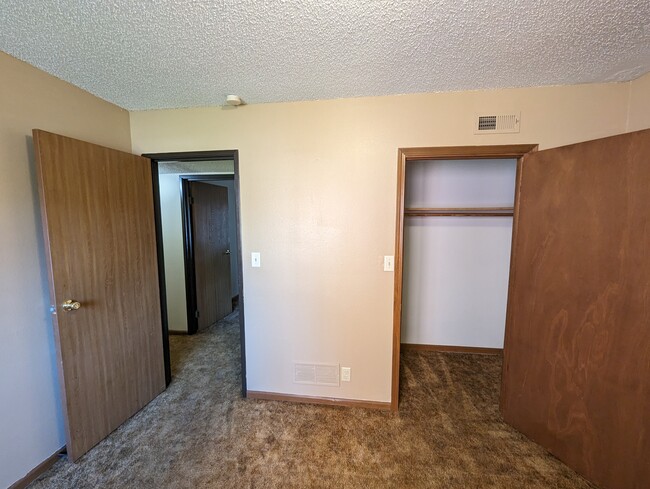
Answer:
1, 0, 649, 110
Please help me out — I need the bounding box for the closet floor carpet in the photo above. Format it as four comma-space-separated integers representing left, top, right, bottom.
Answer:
30, 313, 595, 489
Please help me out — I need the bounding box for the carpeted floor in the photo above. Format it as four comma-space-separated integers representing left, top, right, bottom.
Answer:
30, 312, 595, 488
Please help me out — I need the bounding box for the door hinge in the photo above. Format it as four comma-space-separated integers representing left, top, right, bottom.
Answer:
195, 310, 200, 318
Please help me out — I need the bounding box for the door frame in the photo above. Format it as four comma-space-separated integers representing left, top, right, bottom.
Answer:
391, 144, 538, 411
145, 150, 247, 397
180, 174, 236, 335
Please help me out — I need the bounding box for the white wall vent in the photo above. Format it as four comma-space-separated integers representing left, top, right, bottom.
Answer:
474, 113, 520, 134
294, 363, 340, 386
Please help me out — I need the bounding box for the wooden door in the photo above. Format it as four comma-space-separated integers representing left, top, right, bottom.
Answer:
190, 181, 232, 330
33, 130, 165, 461
501, 129, 650, 489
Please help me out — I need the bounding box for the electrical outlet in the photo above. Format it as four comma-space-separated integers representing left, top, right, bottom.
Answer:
341, 367, 351, 382
383, 255, 394, 272
251, 252, 261, 268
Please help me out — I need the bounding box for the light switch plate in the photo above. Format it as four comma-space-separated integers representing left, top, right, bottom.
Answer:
384, 255, 394, 272
251, 252, 261, 268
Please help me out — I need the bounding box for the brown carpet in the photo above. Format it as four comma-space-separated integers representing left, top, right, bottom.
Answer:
30, 312, 595, 488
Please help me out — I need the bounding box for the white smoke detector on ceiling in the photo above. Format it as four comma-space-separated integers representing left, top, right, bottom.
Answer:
226, 94, 242, 106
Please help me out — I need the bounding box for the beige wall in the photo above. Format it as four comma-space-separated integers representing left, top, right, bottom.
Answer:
0, 52, 131, 488
130, 78, 648, 404
628, 72, 650, 132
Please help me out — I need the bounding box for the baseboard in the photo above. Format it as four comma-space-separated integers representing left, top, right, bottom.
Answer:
401, 343, 503, 355
247, 391, 391, 411
168, 330, 187, 335
9, 446, 65, 489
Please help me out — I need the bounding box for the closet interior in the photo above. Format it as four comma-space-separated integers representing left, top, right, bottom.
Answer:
401, 158, 517, 351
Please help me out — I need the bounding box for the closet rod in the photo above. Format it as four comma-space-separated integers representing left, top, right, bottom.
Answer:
404, 207, 514, 217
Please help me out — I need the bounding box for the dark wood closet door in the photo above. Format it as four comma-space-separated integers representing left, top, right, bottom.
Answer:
190, 182, 232, 330
502, 129, 650, 489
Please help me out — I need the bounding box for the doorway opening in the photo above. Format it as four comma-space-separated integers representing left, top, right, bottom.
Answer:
146, 151, 247, 397
179, 174, 239, 335
391, 145, 537, 411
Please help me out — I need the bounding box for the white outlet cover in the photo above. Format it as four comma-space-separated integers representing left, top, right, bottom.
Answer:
384, 255, 394, 272
251, 252, 261, 268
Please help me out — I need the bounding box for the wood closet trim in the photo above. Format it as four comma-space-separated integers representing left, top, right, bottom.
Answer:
391, 143, 538, 412
401, 343, 503, 355
398, 144, 538, 160
247, 391, 391, 411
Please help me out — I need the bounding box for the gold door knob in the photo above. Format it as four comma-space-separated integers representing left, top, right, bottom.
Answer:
62, 300, 81, 311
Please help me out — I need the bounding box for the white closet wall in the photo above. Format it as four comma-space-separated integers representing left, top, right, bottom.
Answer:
402, 159, 517, 349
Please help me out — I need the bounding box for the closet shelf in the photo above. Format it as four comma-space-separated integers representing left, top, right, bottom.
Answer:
404, 207, 514, 217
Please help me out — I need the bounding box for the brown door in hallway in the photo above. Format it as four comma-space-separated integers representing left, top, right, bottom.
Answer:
190, 181, 232, 330
33, 130, 166, 461
501, 128, 650, 489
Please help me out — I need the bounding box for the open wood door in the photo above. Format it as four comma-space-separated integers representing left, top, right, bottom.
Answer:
33, 130, 165, 461
190, 181, 232, 331
501, 129, 650, 489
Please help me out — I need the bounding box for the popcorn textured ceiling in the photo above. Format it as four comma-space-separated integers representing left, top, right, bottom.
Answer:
1, 0, 649, 110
